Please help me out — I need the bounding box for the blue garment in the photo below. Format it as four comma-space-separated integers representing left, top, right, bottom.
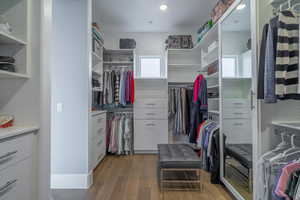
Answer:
203, 123, 216, 149
264, 18, 277, 103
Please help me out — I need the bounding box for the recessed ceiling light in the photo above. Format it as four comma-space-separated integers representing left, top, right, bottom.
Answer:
160, 4, 168, 11
237, 4, 246, 10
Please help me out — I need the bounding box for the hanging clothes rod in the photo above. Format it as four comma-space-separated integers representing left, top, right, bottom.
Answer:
270, 0, 300, 14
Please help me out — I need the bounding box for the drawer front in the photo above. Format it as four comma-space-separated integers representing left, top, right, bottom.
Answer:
0, 158, 32, 200
93, 134, 106, 153
134, 108, 167, 120
93, 143, 106, 169
223, 107, 250, 119
91, 114, 106, 139
0, 134, 33, 172
135, 90, 168, 99
134, 98, 167, 109
134, 120, 168, 151
222, 119, 252, 144
223, 99, 250, 108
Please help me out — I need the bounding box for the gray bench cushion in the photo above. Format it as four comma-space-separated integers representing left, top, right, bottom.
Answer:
158, 144, 202, 169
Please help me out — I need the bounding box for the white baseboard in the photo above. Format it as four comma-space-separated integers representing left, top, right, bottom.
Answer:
51, 171, 93, 189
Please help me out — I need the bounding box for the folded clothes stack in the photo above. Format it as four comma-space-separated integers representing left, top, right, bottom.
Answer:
0, 56, 16, 72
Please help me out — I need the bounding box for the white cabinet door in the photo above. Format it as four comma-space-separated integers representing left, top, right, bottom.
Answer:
0, 134, 33, 172
134, 107, 167, 120
0, 158, 33, 200
134, 120, 168, 151
90, 113, 107, 170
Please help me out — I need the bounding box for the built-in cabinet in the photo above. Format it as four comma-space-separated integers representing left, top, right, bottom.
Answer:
0, 128, 38, 200
134, 80, 168, 152
89, 111, 106, 171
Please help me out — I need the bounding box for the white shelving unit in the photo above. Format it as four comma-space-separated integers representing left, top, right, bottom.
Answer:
0, 0, 29, 79
195, 23, 220, 117
166, 47, 201, 83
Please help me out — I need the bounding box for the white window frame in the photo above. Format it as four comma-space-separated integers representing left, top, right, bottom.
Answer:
222, 55, 239, 78
136, 55, 164, 79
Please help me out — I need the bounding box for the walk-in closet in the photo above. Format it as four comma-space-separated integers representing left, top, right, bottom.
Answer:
2, 0, 300, 200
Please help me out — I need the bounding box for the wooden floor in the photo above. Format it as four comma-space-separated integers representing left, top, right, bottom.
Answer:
87, 155, 234, 200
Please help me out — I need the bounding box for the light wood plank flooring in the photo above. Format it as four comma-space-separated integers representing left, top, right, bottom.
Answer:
85, 155, 234, 200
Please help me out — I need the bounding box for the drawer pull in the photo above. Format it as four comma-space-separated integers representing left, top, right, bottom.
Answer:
146, 123, 155, 127
146, 113, 156, 116
0, 179, 17, 195
234, 113, 244, 115
233, 123, 244, 126
146, 103, 155, 106
0, 151, 18, 163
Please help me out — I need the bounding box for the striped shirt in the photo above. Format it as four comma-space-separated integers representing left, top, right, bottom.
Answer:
276, 11, 300, 99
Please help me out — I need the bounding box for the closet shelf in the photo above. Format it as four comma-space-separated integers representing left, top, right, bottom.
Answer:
0, 70, 29, 79
201, 59, 219, 72
92, 70, 101, 77
92, 52, 102, 62
207, 84, 219, 89
0, 31, 26, 45
103, 61, 133, 65
208, 98, 219, 100
272, 121, 300, 131
92, 87, 102, 91
202, 46, 219, 62
207, 72, 219, 78
208, 110, 220, 114
194, 23, 218, 50
168, 64, 201, 67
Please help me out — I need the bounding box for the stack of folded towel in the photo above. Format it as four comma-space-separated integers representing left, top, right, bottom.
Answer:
0, 56, 15, 72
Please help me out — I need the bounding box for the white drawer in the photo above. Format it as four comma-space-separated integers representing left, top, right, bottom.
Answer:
135, 90, 168, 99
134, 108, 167, 120
93, 143, 106, 168
93, 134, 106, 152
0, 134, 33, 172
223, 99, 250, 108
134, 120, 168, 151
91, 114, 106, 139
134, 98, 167, 109
222, 119, 252, 143
223, 107, 250, 119
92, 114, 106, 127
0, 158, 32, 200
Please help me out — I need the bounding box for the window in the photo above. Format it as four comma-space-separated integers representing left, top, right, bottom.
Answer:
222, 56, 238, 78
138, 56, 162, 78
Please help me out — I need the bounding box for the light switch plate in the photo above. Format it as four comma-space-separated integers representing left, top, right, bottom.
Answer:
57, 103, 63, 113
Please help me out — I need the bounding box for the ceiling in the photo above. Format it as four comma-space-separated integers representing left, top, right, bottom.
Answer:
94, 0, 218, 33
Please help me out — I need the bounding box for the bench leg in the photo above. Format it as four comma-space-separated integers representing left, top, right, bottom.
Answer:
160, 169, 164, 200
249, 169, 253, 192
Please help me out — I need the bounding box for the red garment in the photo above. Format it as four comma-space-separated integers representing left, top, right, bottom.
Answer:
193, 74, 204, 103
196, 121, 206, 142
131, 72, 135, 104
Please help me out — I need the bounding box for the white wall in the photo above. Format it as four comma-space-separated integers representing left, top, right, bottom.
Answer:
51, 0, 90, 188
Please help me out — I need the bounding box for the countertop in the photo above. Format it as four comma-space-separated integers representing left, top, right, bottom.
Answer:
0, 125, 39, 140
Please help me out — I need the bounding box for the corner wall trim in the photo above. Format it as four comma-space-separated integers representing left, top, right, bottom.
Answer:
51, 171, 93, 189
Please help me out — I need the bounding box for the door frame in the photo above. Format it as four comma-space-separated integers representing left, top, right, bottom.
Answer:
218, 0, 258, 199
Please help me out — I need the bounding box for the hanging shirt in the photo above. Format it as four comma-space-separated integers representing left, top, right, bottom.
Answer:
275, 11, 300, 99
275, 162, 300, 199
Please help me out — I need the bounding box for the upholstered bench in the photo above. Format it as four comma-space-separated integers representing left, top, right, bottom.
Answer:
157, 144, 203, 193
